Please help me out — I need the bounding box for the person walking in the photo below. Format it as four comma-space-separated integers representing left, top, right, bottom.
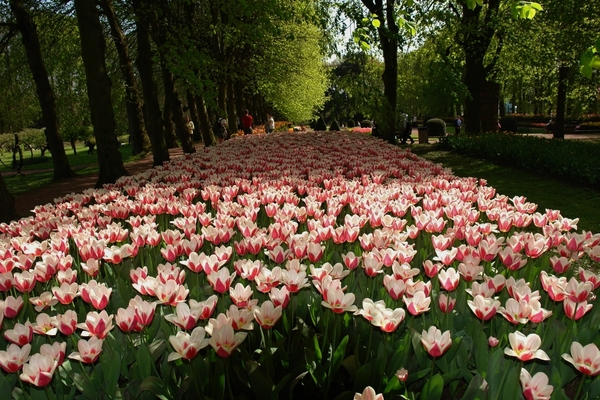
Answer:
400, 111, 413, 144
186, 116, 195, 137
241, 109, 254, 135
454, 115, 462, 135
266, 113, 275, 134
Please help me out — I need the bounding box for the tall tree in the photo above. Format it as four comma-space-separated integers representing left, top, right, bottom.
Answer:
360, 0, 399, 143
74, 0, 127, 187
99, 0, 150, 155
131, 0, 169, 166
456, 0, 502, 134
9, 0, 75, 180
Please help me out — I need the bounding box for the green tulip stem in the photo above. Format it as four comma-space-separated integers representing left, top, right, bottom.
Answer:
493, 359, 511, 400
365, 323, 374, 364
18, 378, 31, 400
264, 327, 274, 378
429, 356, 435, 380
224, 358, 235, 400
45, 385, 56, 400
574, 374, 587, 400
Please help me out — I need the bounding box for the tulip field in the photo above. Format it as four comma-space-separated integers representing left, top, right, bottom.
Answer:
0, 131, 599, 399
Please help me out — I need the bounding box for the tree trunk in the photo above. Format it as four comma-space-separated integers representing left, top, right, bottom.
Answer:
162, 93, 177, 148
226, 78, 238, 136
362, 0, 398, 144
99, 0, 150, 156
553, 65, 569, 139
74, 0, 128, 187
132, 0, 169, 166
380, 35, 398, 143
0, 174, 17, 223
186, 90, 201, 142
161, 66, 195, 153
196, 94, 217, 146
481, 79, 499, 132
9, 0, 75, 180
460, 0, 501, 135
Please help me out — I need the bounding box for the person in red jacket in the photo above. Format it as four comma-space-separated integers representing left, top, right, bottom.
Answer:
241, 109, 254, 135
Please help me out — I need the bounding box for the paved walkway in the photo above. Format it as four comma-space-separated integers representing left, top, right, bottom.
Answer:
11, 144, 202, 218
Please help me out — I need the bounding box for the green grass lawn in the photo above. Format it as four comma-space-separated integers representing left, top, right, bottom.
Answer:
411, 144, 600, 233
0, 142, 132, 173
2, 143, 142, 195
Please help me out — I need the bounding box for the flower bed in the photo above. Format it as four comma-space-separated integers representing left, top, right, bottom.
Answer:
0, 131, 598, 399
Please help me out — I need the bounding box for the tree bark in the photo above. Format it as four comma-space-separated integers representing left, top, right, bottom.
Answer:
196, 93, 217, 147
9, 0, 75, 180
161, 66, 195, 153
74, 0, 128, 187
553, 65, 569, 139
99, 0, 150, 156
162, 91, 177, 148
460, 0, 501, 135
362, 0, 398, 144
226, 78, 237, 135
132, 0, 169, 166
186, 90, 201, 142
0, 174, 17, 223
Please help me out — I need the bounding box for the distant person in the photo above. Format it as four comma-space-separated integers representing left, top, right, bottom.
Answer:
85, 139, 95, 155
546, 118, 554, 133
400, 112, 413, 144
186, 116, 195, 137
371, 121, 379, 137
454, 115, 462, 135
241, 109, 254, 135
213, 117, 229, 141
266, 113, 275, 134
412, 115, 418, 127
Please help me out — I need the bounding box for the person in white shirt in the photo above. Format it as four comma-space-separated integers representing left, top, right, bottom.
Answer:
186, 117, 195, 136
266, 114, 275, 134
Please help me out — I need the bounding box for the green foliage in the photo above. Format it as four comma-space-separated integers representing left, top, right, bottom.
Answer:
17, 129, 47, 152
447, 133, 600, 187
499, 117, 518, 133
511, 2, 543, 19
360, 119, 372, 128
426, 118, 446, 137
314, 117, 327, 131
329, 120, 341, 131
346, 119, 355, 128
581, 38, 600, 78
256, 22, 329, 122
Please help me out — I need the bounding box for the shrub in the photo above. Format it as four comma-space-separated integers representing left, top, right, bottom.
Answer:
329, 120, 341, 131
360, 119, 373, 128
448, 133, 600, 186
499, 117, 518, 133
309, 119, 317, 129
314, 117, 327, 131
347, 119, 355, 128
426, 118, 446, 137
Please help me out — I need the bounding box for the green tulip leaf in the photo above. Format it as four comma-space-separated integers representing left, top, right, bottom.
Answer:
137, 376, 171, 400
330, 335, 350, 377
420, 373, 444, 400
461, 373, 488, 400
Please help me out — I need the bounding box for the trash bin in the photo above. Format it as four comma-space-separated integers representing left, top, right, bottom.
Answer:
418, 127, 428, 144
